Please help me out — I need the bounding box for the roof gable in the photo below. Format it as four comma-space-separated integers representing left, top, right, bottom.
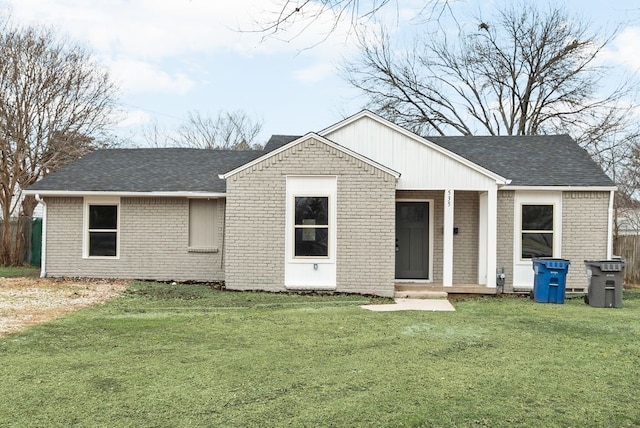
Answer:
321, 112, 509, 190
321, 110, 613, 189
221, 133, 401, 180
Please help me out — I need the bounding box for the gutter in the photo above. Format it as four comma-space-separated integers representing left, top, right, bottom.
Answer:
35, 194, 47, 278
23, 190, 226, 198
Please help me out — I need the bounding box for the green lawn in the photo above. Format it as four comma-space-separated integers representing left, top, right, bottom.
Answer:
1, 282, 639, 427
0, 265, 39, 277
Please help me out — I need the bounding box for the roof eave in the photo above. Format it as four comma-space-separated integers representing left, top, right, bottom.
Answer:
23, 190, 227, 198
501, 185, 617, 191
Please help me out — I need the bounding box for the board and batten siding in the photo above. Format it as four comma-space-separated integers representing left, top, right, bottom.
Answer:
323, 115, 499, 191
224, 137, 397, 296
43, 196, 224, 281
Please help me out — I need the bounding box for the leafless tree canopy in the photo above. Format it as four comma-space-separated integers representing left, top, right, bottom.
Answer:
0, 17, 118, 265
343, 3, 640, 194
149, 110, 263, 150
345, 4, 633, 135
250, 0, 456, 44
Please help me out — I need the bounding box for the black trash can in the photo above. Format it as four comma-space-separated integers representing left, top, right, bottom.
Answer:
583, 260, 625, 308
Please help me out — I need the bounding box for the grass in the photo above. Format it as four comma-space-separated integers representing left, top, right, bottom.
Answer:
0, 264, 40, 277
1, 282, 639, 427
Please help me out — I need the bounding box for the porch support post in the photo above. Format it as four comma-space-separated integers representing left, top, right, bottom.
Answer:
443, 189, 454, 287
486, 186, 498, 288
607, 189, 614, 259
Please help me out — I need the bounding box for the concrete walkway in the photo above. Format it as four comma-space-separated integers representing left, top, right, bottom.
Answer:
361, 298, 455, 312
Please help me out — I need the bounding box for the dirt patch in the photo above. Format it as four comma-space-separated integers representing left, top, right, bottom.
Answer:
0, 277, 129, 337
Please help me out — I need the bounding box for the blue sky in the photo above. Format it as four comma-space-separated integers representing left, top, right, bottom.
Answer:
1, 0, 638, 146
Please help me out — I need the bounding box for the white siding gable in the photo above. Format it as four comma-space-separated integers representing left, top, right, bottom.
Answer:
322, 114, 506, 191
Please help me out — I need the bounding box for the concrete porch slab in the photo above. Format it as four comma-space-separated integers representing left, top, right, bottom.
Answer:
361, 298, 456, 312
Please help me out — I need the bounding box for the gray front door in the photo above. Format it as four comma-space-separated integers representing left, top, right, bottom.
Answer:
395, 202, 429, 279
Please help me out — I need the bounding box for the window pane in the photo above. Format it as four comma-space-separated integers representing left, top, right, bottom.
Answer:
398, 205, 424, 223
522, 233, 553, 258
295, 197, 328, 226
89, 205, 117, 229
295, 227, 328, 256
89, 232, 117, 256
522, 205, 553, 231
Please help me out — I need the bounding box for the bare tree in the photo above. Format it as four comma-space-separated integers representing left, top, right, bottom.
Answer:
344, 4, 636, 136
0, 17, 118, 265
170, 110, 263, 150
343, 3, 640, 192
250, 0, 455, 43
140, 119, 169, 148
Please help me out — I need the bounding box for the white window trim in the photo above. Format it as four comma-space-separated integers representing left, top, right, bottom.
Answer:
292, 196, 331, 259
83, 196, 121, 259
285, 176, 337, 264
513, 192, 562, 264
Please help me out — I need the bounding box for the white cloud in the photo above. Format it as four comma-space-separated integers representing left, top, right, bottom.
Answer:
293, 62, 336, 83
116, 109, 152, 128
602, 26, 640, 71
108, 59, 195, 95
2, 0, 360, 58
1, 0, 370, 90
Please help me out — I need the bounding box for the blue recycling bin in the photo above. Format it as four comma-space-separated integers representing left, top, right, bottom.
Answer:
532, 258, 571, 304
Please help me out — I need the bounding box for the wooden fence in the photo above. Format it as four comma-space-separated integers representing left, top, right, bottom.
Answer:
0, 218, 41, 266
614, 235, 640, 285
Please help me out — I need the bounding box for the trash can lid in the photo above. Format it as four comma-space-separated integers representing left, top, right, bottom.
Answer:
532, 258, 570, 269
584, 260, 625, 271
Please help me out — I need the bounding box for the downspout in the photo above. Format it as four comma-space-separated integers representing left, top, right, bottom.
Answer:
35, 194, 47, 278
607, 190, 614, 259
220, 198, 226, 271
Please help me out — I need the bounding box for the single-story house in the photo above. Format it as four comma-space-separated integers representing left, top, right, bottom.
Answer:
24, 111, 616, 296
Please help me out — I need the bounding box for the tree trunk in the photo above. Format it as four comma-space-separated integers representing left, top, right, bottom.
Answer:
0, 217, 12, 266
11, 195, 38, 266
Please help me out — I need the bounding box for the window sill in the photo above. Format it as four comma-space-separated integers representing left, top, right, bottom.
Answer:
286, 285, 337, 291
188, 247, 219, 253
83, 256, 120, 260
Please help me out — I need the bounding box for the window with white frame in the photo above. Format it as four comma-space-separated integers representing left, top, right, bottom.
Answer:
86, 201, 119, 257
188, 199, 218, 251
294, 196, 329, 257
521, 204, 553, 259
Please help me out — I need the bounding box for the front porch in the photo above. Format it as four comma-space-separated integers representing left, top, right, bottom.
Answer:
394, 282, 498, 299
395, 189, 501, 292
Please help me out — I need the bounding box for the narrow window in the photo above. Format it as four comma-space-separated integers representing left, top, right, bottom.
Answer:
521, 204, 553, 259
88, 204, 118, 257
294, 196, 329, 257
189, 199, 217, 251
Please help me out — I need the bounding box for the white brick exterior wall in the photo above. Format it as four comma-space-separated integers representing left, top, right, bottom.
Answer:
562, 191, 610, 290
44, 196, 225, 281
40, 167, 610, 294
225, 137, 397, 296
497, 190, 515, 289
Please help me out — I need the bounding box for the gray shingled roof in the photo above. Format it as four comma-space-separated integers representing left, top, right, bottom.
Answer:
262, 133, 613, 187
427, 134, 614, 187
263, 135, 300, 152
28, 133, 614, 193
27, 148, 263, 193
